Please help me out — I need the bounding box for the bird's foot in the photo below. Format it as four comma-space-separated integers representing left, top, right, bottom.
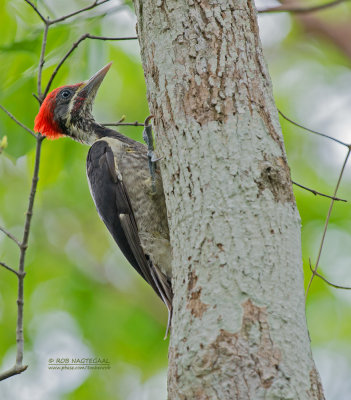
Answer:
143, 115, 158, 193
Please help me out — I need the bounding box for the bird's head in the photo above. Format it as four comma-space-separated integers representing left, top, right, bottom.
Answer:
34, 62, 112, 145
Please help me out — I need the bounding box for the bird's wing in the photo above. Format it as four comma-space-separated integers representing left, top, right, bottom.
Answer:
86, 140, 171, 308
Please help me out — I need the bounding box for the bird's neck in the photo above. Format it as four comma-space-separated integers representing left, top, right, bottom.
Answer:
70, 120, 136, 147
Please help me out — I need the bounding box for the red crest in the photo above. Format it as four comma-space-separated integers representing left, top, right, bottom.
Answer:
34, 87, 63, 139
34, 84, 81, 139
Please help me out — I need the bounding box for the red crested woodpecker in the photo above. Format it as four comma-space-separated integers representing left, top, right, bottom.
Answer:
34, 63, 172, 335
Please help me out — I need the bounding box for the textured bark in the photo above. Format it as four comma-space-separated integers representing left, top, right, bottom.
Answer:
133, 1, 325, 399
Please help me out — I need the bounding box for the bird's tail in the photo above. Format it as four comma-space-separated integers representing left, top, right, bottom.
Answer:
150, 265, 173, 339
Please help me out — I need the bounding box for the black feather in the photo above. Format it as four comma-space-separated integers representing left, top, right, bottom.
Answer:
86, 140, 169, 303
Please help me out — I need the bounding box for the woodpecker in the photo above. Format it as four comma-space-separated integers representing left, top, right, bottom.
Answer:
34, 63, 172, 335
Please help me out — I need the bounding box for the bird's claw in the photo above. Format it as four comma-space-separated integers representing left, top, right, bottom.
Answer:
152, 155, 162, 163
143, 116, 158, 193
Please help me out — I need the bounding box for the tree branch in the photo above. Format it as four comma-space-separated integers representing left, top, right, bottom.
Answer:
0, 365, 28, 382
65, 4, 127, 25
87, 35, 138, 41
308, 259, 351, 290
279, 109, 348, 147
23, 0, 47, 23
102, 115, 146, 127
135, 1, 326, 397
24, 0, 112, 25
20, 136, 44, 257
258, 0, 349, 14
43, 34, 137, 97
0, 105, 36, 137
37, 23, 49, 100
2, 0, 126, 383
291, 1, 351, 60
2, 135, 44, 381
316, 273, 351, 289
292, 181, 347, 202
306, 147, 351, 296
102, 121, 145, 127
0, 133, 44, 381
50, 0, 111, 25
0, 226, 21, 247
0, 261, 19, 277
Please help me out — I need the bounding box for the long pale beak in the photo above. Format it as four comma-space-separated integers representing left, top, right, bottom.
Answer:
78, 62, 112, 101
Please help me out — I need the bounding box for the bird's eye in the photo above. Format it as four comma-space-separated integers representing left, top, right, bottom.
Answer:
60, 90, 71, 99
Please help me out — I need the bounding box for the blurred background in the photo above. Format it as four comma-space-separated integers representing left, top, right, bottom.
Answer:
0, 0, 351, 398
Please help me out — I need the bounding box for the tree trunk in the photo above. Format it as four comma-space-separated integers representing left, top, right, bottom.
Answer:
133, 1, 325, 399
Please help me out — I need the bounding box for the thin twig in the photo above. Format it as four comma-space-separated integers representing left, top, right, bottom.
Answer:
37, 23, 49, 100
23, 0, 47, 23
50, 0, 111, 25
0, 226, 21, 247
0, 135, 44, 381
65, 4, 127, 25
306, 147, 351, 296
16, 135, 44, 374
1, 0, 117, 383
43, 34, 89, 97
43, 34, 137, 97
258, 0, 349, 14
0, 365, 28, 381
87, 34, 138, 41
315, 272, 351, 290
0, 261, 19, 277
0, 105, 36, 138
279, 109, 348, 147
32, 93, 41, 104
19, 137, 44, 261
103, 121, 145, 127
292, 181, 347, 202
308, 259, 351, 290
24, 0, 112, 25
0, 0, 48, 379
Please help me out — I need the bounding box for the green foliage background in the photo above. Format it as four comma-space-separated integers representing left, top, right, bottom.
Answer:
0, 1, 351, 399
